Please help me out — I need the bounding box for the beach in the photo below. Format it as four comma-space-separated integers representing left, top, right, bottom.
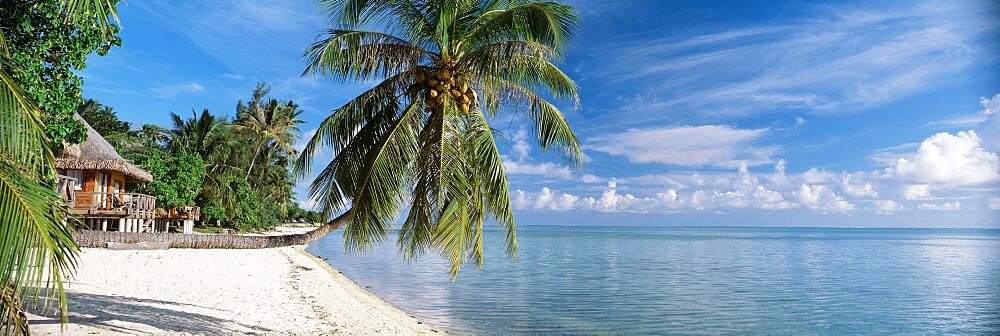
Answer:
27, 244, 439, 335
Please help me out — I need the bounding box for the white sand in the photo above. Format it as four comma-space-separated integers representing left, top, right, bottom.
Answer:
28, 246, 439, 335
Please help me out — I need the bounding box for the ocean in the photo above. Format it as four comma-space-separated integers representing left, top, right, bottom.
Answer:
307, 226, 1000, 335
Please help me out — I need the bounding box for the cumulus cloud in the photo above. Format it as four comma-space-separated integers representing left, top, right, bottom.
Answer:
796, 184, 854, 212
841, 174, 877, 198
512, 94, 997, 216
874, 200, 905, 214
588, 125, 776, 168
888, 130, 1000, 186
901, 184, 931, 200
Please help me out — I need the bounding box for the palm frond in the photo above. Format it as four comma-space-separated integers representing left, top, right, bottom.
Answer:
0, 67, 78, 329
302, 0, 580, 278
293, 69, 422, 179
464, 2, 578, 52
303, 29, 430, 81
482, 78, 581, 163
59, 0, 121, 35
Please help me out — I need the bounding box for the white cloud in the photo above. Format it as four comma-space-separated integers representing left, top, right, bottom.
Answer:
529, 187, 579, 211
901, 184, 931, 200
589, 1, 995, 124
581, 174, 606, 183
510, 129, 531, 161
988, 197, 1000, 210
888, 130, 1000, 186
150, 83, 204, 98
841, 174, 877, 198
917, 201, 963, 211
874, 200, 905, 214
588, 125, 776, 168
929, 92, 1000, 127
796, 184, 854, 212
503, 160, 574, 180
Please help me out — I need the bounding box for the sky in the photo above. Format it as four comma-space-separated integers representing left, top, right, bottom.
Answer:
79, 0, 1000, 227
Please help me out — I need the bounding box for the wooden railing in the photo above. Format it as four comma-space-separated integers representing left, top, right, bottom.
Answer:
73, 192, 157, 219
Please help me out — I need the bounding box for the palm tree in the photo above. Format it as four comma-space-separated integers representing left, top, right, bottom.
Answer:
0, 0, 119, 332
232, 83, 303, 179
295, 0, 581, 276
169, 108, 224, 159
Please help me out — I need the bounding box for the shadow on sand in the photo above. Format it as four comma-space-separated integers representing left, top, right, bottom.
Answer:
28, 291, 272, 335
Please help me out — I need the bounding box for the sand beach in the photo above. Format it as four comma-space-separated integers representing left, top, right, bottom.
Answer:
27, 245, 438, 335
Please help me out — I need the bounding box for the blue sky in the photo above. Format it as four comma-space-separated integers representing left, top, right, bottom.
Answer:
80, 0, 1000, 227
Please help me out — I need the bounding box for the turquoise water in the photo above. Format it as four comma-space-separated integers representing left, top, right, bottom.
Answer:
307, 226, 1000, 335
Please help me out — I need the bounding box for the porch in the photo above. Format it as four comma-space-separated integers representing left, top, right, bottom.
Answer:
58, 174, 166, 233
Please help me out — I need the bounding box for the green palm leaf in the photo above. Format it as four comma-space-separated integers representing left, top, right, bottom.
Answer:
299, 0, 581, 278
0, 0, 119, 330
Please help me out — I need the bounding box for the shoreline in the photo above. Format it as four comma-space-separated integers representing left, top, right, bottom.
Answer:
28, 245, 440, 335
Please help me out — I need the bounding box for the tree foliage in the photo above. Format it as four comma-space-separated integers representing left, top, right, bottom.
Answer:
297, 0, 582, 276
0, 0, 121, 148
77, 84, 311, 231
130, 151, 205, 209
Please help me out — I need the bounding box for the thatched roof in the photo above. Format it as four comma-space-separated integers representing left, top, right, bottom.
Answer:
56, 113, 153, 182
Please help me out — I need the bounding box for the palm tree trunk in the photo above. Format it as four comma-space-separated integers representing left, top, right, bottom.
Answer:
73, 211, 351, 249
245, 140, 264, 179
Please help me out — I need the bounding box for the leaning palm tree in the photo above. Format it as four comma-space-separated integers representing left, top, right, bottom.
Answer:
295, 0, 581, 276
0, 1, 119, 332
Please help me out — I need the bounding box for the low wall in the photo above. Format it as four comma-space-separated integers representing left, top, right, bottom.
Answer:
72, 212, 348, 249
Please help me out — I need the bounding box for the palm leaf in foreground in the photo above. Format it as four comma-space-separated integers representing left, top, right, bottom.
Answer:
0, 0, 120, 331
297, 0, 581, 277
0, 63, 79, 332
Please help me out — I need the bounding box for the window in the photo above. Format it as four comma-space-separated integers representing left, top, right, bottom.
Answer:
67, 170, 84, 190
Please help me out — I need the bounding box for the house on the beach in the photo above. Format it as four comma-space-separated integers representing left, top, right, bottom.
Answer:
55, 114, 163, 233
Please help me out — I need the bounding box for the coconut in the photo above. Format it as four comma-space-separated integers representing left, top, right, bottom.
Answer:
450, 89, 462, 98
429, 89, 439, 98
427, 78, 438, 87
460, 103, 470, 113
437, 69, 451, 80
416, 73, 426, 84
460, 83, 468, 93
461, 95, 471, 104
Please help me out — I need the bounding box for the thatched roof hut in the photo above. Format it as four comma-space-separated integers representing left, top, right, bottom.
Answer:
56, 113, 153, 183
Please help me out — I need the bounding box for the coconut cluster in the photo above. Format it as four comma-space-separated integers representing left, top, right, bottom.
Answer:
416, 68, 474, 113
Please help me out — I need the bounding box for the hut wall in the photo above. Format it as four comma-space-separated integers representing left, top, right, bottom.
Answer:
110, 171, 126, 195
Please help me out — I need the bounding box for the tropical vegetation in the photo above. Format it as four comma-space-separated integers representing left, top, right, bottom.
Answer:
76, 85, 320, 230
296, 0, 582, 276
0, 0, 119, 333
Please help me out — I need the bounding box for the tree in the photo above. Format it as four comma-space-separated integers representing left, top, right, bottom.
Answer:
231, 83, 303, 179
77, 98, 136, 151
295, 0, 581, 276
169, 108, 224, 159
0, 0, 120, 332
77, 99, 130, 135
1, 0, 122, 148
131, 151, 205, 209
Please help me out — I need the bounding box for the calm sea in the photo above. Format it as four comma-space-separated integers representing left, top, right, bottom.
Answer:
307, 226, 1000, 335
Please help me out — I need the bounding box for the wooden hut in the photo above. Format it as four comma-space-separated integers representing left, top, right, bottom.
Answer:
55, 114, 162, 233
